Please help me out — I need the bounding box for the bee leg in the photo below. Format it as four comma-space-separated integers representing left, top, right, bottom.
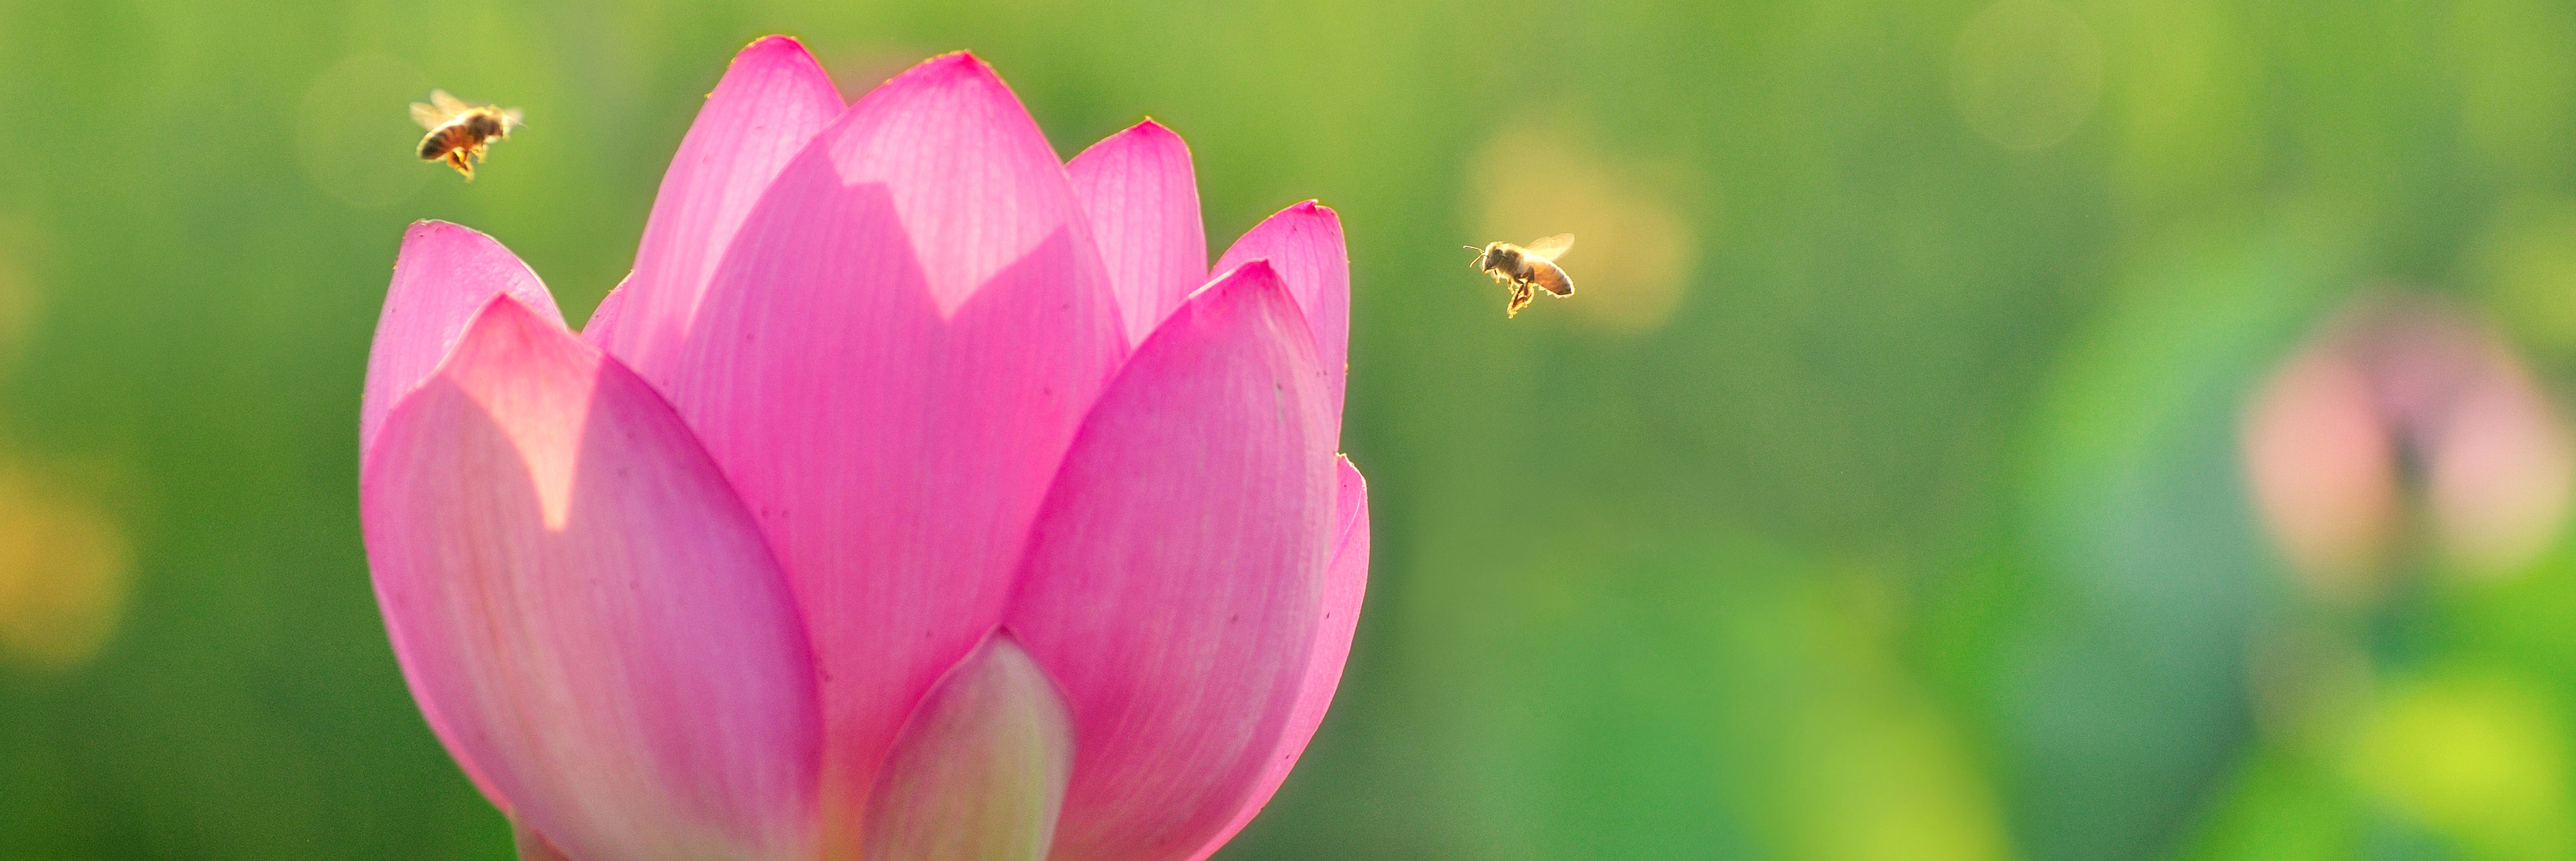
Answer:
1506, 284, 1533, 317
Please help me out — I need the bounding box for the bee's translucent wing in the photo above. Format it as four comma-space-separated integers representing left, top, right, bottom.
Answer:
1521, 233, 1574, 261
499, 107, 525, 129
410, 100, 451, 130
430, 89, 471, 115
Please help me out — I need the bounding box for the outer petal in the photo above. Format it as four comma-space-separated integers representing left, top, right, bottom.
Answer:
864, 633, 1075, 861
1068, 119, 1207, 348
512, 822, 573, 861
1212, 201, 1350, 430
1006, 262, 1336, 861
361, 221, 563, 457
580, 275, 630, 345
1186, 456, 1369, 860
361, 297, 819, 860
595, 35, 843, 374
631, 52, 1125, 837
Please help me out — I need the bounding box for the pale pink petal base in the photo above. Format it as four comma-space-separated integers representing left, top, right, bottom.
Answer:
1008, 262, 1336, 861
1187, 455, 1370, 860
864, 633, 1076, 861
362, 297, 818, 860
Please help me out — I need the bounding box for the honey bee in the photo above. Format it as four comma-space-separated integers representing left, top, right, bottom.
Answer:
1468, 234, 1576, 317
410, 89, 522, 180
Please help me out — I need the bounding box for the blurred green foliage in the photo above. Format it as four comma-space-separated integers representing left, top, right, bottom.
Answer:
4, 0, 2576, 858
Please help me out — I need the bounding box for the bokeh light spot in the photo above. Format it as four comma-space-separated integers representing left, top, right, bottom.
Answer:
2471, 198, 2576, 359
1467, 123, 1699, 334
2350, 673, 2574, 855
297, 54, 432, 209
1952, 0, 2106, 151
0, 462, 133, 670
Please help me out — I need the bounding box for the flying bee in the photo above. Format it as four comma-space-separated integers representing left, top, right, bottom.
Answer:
410, 89, 523, 181
1468, 234, 1575, 317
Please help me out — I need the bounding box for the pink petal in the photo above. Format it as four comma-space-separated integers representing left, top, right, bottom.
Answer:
1186, 455, 1369, 860
1068, 119, 1207, 348
512, 822, 573, 861
361, 221, 563, 458
361, 296, 819, 860
1212, 201, 1350, 431
579, 275, 630, 345
627, 52, 1125, 836
1006, 262, 1336, 861
594, 35, 844, 375
863, 632, 1075, 861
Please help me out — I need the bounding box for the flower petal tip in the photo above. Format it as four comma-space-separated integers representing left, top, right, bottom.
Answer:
1125, 117, 1183, 142
740, 34, 809, 57
864, 630, 1074, 861
907, 50, 999, 85
1194, 259, 1290, 309
731, 35, 830, 79
399, 219, 482, 246
460, 291, 552, 342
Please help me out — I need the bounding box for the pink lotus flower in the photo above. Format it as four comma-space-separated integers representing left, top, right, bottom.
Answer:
357, 37, 1366, 860
2242, 295, 2573, 595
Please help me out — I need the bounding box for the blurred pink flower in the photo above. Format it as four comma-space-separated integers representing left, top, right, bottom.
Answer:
358, 38, 1367, 860
2242, 296, 2572, 596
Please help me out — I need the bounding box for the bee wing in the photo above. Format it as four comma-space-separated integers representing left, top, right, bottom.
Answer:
1527, 258, 1575, 296
430, 89, 472, 115
499, 107, 525, 129
410, 100, 451, 130
1521, 233, 1574, 261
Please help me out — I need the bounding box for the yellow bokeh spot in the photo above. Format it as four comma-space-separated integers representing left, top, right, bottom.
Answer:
2348, 672, 2574, 855
1468, 122, 1700, 335
0, 462, 132, 670
1952, 0, 2106, 151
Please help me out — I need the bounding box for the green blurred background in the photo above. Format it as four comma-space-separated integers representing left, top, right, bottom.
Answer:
6, 0, 2576, 858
